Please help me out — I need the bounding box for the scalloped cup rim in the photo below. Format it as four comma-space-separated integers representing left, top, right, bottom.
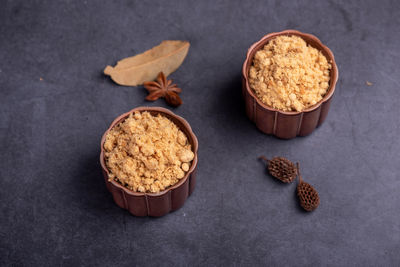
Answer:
100, 106, 199, 197
242, 29, 339, 115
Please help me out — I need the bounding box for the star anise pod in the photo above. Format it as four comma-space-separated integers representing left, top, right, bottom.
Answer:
143, 72, 182, 107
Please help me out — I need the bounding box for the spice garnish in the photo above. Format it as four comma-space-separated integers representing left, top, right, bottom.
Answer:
296, 163, 320, 211
259, 156, 297, 183
143, 72, 182, 107
104, 40, 190, 86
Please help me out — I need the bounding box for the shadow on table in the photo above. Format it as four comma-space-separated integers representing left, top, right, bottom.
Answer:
72, 150, 113, 212
73, 150, 155, 221
214, 73, 276, 143
213, 73, 250, 128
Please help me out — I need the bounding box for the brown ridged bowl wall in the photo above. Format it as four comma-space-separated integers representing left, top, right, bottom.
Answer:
242, 30, 339, 139
100, 107, 199, 217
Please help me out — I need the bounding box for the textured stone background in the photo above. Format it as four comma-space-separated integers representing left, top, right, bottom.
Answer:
1, 0, 399, 266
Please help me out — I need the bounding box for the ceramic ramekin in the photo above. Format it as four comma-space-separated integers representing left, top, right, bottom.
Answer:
242, 30, 339, 139
100, 107, 199, 217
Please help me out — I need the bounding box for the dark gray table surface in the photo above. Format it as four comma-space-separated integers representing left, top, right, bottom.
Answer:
1, 0, 400, 266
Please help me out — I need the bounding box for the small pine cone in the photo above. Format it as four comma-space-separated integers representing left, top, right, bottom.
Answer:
297, 181, 320, 211
265, 157, 297, 183
296, 163, 320, 211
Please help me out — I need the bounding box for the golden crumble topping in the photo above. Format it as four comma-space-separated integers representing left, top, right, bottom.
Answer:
104, 111, 194, 193
249, 35, 332, 112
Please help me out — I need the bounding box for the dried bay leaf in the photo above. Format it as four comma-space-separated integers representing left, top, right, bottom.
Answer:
104, 40, 190, 86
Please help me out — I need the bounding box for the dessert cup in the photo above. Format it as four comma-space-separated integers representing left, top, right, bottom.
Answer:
242, 30, 339, 139
100, 107, 198, 217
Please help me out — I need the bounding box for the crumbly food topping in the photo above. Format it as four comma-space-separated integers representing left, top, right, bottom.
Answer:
249, 35, 332, 112
104, 111, 194, 193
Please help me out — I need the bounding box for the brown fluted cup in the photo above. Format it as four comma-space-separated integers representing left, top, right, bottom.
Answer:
100, 107, 199, 217
242, 30, 339, 139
